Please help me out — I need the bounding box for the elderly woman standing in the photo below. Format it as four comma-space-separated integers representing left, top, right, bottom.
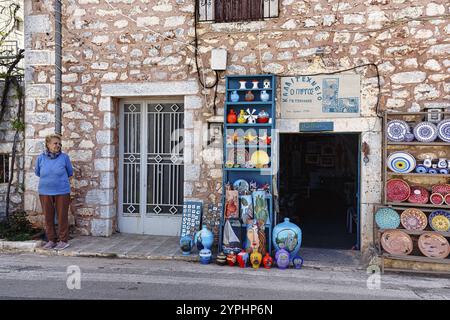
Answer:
35, 134, 73, 250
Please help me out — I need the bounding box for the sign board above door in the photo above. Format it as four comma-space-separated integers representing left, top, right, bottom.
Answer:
299, 122, 334, 132
281, 74, 361, 118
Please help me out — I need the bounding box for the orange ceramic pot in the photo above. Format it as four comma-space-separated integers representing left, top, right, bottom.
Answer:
227, 109, 237, 123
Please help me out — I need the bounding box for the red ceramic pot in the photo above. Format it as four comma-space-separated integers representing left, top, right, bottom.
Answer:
227, 109, 237, 123
256, 117, 269, 123
262, 253, 273, 269
226, 252, 236, 266
237, 250, 248, 268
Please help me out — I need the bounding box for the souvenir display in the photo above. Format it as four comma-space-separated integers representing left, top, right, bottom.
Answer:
263, 79, 271, 89
245, 222, 259, 253
199, 249, 212, 264
428, 211, 450, 232
386, 179, 410, 202
237, 109, 247, 124
380, 230, 413, 256
256, 110, 270, 123
260, 90, 270, 102
237, 250, 249, 268
430, 193, 444, 205
216, 252, 227, 266
431, 184, 450, 195
400, 208, 427, 231
250, 248, 262, 269
275, 248, 290, 269
244, 91, 254, 101
386, 120, 410, 142
226, 252, 236, 266
230, 90, 239, 102
194, 225, 214, 251
415, 165, 428, 174
407, 186, 429, 204
262, 253, 273, 269
227, 109, 237, 123
233, 179, 249, 195
179, 235, 194, 256
413, 121, 438, 142
253, 191, 269, 224
225, 189, 239, 219
437, 119, 450, 142
387, 152, 416, 173
250, 150, 270, 167
240, 195, 253, 224
375, 207, 401, 229
272, 218, 302, 259
293, 255, 304, 269
418, 232, 450, 259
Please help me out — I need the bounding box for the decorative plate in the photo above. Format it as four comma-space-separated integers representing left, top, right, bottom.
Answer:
407, 186, 430, 204
445, 194, 450, 205
233, 179, 249, 194
418, 232, 450, 259
386, 179, 410, 202
400, 208, 427, 231
387, 152, 416, 174
413, 121, 438, 142
429, 211, 450, 232
430, 193, 444, 205
375, 208, 401, 229
381, 230, 413, 256
437, 119, 450, 142
431, 184, 450, 195
386, 120, 410, 142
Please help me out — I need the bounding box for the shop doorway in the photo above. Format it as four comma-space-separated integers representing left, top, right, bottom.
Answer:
279, 133, 360, 250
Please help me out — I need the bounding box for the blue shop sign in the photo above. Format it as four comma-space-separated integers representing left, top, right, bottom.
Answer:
299, 122, 334, 132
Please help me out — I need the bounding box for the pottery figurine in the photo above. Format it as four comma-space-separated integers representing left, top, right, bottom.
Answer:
262, 253, 273, 269
237, 109, 247, 124
250, 248, 262, 269
244, 91, 254, 102
263, 79, 271, 89
230, 90, 239, 102
227, 109, 237, 123
256, 110, 270, 123
260, 90, 269, 102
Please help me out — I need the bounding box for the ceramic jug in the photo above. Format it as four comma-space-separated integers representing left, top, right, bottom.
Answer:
438, 158, 447, 169
237, 109, 247, 124
275, 248, 290, 269
244, 91, 254, 102
272, 218, 302, 260
260, 90, 269, 102
227, 109, 237, 123
230, 90, 239, 102
250, 249, 262, 269
262, 252, 273, 269
194, 225, 214, 251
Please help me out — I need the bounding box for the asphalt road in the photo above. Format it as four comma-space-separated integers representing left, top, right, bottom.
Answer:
0, 253, 448, 300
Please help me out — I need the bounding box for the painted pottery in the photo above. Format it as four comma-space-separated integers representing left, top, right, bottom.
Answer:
407, 186, 429, 204
194, 225, 214, 251
251, 80, 259, 89
430, 193, 444, 205
386, 120, 410, 142
293, 255, 304, 269
400, 208, 427, 231
386, 179, 410, 202
260, 90, 270, 102
413, 121, 438, 142
216, 252, 227, 266
380, 230, 413, 255
404, 132, 415, 142
263, 79, 271, 89
429, 211, 450, 232
227, 109, 237, 123
438, 158, 448, 169
237, 109, 247, 124
423, 157, 432, 168
445, 194, 450, 205
237, 250, 249, 268
239, 80, 247, 90
375, 207, 401, 229
226, 252, 236, 266
179, 235, 194, 256
256, 109, 270, 123
262, 253, 273, 269
387, 152, 416, 174
250, 249, 262, 269
199, 249, 212, 264
415, 165, 428, 174
418, 232, 450, 259
437, 119, 450, 142
272, 218, 302, 260
250, 150, 270, 167
245, 108, 257, 124
429, 168, 438, 174
275, 248, 290, 269
431, 184, 450, 195
230, 90, 239, 102
440, 168, 449, 174
244, 91, 254, 101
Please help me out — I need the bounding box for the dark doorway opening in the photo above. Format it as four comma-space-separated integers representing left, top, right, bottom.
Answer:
279, 133, 359, 250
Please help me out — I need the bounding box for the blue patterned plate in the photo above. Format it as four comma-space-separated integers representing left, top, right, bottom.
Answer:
437, 119, 450, 142
387, 152, 416, 173
413, 122, 438, 142
428, 211, 450, 232
375, 208, 401, 229
387, 120, 410, 142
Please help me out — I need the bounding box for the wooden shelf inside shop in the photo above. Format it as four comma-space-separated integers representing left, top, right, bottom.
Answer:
382, 253, 450, 264
387, 172, 450, 178
387, 142, 450, 146
385, 202, 450, 209
378, 229, 450, 238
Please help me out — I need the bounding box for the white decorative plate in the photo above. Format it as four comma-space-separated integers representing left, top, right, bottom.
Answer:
437, 119, 450, 142
386, 120, 410, 142
413, 122, 438, 142
387, 152, 416, 173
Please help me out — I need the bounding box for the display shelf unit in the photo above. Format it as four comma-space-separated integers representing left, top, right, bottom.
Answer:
219, 74, 276, 255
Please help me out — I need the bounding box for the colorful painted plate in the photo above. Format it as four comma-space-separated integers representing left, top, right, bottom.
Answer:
386, 120, 410, 142
430, 193, 444, 205
381, 230, 413, 256
387, 152, 416, 173
437, 119, 450, 142
413, 121, 438, 142
386, 179, 411, 202
233, 179, 249, 194
400, 208, 427, 231
431, 184, 450, 195
429, 211, 450, 232
418, 232, 450, 259
375, 208, 401, 229
407, 186, 430, 204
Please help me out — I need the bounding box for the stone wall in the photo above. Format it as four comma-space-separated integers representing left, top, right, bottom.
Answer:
23, 0, 449, 245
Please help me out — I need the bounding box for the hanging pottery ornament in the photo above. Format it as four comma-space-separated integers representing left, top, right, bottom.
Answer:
245, 108, 257, 124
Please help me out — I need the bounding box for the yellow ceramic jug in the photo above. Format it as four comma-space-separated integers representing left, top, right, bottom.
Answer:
237, 109, 247, 124
250, 248, 262, 269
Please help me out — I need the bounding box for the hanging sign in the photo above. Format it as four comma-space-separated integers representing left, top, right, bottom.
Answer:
281, 74, 361, 118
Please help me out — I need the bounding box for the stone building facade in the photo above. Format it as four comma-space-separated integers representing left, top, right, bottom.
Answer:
23, 0, 449, 253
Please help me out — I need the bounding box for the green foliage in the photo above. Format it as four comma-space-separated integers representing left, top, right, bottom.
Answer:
0, 211, 37, 241
11, 118, 24, 131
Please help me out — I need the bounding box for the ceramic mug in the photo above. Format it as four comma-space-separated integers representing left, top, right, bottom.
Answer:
423, 158, 432, 168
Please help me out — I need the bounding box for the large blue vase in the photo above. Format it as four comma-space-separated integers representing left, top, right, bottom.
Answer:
179, 235, 194, 256
194, 225, 214, 251
272, 218, 302, 260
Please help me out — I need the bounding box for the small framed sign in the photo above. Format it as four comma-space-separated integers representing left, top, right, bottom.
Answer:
299, 122, 334, 132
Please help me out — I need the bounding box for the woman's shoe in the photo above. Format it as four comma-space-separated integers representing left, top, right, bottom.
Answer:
42, 241, 56, 250
54, 241, 70, 251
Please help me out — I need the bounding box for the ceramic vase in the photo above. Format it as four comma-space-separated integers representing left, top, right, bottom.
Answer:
179, 235, 194, 256
239, 80, 247, 90
275, 248, 290, 269
262, 253, 273, 269
237, 109, 247, 124
244, 91, 254, 102
263, 79, 271, 89
256, 109, 270, 123
423, 157, 432, 168
260, 90, 269, 102
216, 252, 227, 266
199, 249, 212, 264
230, 90, 239, 102
272, 218, 302, 261
438, 158, 447, 168
293, 255, 304, 269
252, 80, 259, 89
227, 109, 237, 123
194, 225, 214, 251
250, 249, 262, 269
237, 250, 248, 268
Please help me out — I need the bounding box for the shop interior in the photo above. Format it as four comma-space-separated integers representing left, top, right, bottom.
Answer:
279, 133, 359, 250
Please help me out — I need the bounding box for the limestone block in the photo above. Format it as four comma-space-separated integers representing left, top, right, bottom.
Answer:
100, 172, 115, 189
68, 150, 93, 162
427, 44, 450, 56
391, 71, 427, 84
92, 35, 109, 45
414, 84, 440, 100
94, 159, 114, 171
96, 130, 114, 144
25, 112, 52, 124
85, 189, 114, 206
136, 16, 160, 27
101, 145, 115, 157
426, 3, 445, 16
92, 62, 109, 70
26, 15, 51, 34
424, 59, 441, 71
185, 164, 200, 181
90, 218, 113, 237
99, 205, 117, 219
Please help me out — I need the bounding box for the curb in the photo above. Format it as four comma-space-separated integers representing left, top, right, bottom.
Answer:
0, 240, 43, 252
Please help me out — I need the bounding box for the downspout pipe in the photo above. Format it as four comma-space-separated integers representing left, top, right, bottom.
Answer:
55, 0, 62, 134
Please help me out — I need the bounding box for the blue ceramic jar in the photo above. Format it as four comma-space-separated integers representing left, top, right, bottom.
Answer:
195, 225, 214, 251
272, 218, 302, 260
179, 235, 193, 256
199, 249, 212, 264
